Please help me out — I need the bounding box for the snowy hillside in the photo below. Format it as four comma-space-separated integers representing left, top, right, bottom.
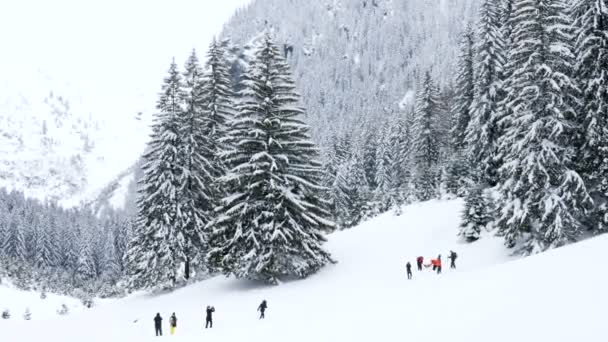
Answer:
221, 0, 481, 143
0, 68, 149, 205
3, 200, 605, 341
0, 0, 250, 207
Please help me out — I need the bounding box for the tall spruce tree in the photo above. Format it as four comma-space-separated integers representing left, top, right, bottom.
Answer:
447, 24, 476, 196
207, 33, 334, 284
412, 72, 441, 201
496, 0, 592, 254
572, 0, 608, 233
466, 0, 506, 187
373, 121, 396, 213
178, 50, 212, 279
334, 150, 371, 228
127, 60, 185, 288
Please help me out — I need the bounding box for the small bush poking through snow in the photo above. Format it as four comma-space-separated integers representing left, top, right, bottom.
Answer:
2, 309, 10, 319
82, 298, 94, 309
57, 304, 69, 316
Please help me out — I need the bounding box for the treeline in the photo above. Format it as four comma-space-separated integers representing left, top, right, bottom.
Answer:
0, 189, 130, 296
451, 0, 608, 253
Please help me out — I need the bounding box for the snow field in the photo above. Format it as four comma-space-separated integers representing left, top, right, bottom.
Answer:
0, 281, 83, 321
2, 199, 607, 341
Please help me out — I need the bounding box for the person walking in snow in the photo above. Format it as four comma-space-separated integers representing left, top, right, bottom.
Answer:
205, 305, 215, 328
258, 300, 268, 319
448, 250, 457, 269
416, 256, 424, 271
169, 313, 177, 335
154, 313, 163, 336
406, 262, 413, 279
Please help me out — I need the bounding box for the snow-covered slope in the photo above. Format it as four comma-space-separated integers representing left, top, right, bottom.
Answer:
0, 0, 251, 206
0, 281, 83, 321
3, 199, 605, 341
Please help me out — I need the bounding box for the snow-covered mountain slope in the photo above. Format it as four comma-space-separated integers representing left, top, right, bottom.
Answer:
3, 199, 606, 341
222, 0, 481, 143
0, 0, 250, 206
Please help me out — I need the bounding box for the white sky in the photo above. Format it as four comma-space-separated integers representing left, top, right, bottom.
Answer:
0, 0, 250, 117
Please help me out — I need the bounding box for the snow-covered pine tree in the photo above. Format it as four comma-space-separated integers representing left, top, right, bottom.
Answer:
2, 210, 26, 264
392, 113, 414, 204
127, 60, 185, 289
363, 130, 379, 190
373, 121, 396, 212
446, 24, 476, 196
572, 0, 608, 234
334, 150, 372, 228
459, 186, 492, 242
75, 233, 96, 286
207, 32, 334, 284
178, 50, 213, 279
34, 211, 58, 269
496, 0, 592, 254
451, 24, 475, 152
412, 72, 441, 202
466, 0, 506, 187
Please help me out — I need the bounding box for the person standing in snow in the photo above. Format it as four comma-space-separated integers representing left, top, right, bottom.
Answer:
437, 255, 442, 274
169, 313, 177, 335
154, 313, 163, 336
448, 250, 458, 269
416, 256, 424, 271
258, 300, 268, 319
205, 306, 215, 328
406, 262, 413, 279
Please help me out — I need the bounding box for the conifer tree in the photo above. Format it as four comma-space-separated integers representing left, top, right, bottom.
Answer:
178, 50, 212, 278
451, 23, 475, 152
412, 72, 441, 201
373, 122, 395, 212
392, 114, 414, 204
447, 24, 476, 196
127, 60, 184, 288
572, 0, 608, 233
466, 0, 506, 186
459, 186, 492, 242
334, 152, 370, 227
207, 33, 334, 284
496, 0, 592, 253
3, 211, 26, 263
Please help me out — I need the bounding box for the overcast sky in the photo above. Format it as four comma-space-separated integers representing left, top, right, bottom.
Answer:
0, 0, 250, 117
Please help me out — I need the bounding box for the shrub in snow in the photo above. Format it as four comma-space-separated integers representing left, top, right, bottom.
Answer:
2, 309, 10, 319
23, 308, 31, 320
40, 291, 47, 300
82, 298, 94, 308
57, 304, 69, 316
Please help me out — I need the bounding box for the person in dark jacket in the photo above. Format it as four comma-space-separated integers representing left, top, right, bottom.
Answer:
416, 256, 424, 271
258, 300, 268, 319
437, 255, 442, 274
169, 313, 177, 335
154, 313, 163, 336
406, 262, 413, 279
449, 250, 458, 269
205, 306, 215, 328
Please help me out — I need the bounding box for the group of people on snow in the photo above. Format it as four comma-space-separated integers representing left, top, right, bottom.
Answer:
405, 250, 457, 279
152, 300, 268, 336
